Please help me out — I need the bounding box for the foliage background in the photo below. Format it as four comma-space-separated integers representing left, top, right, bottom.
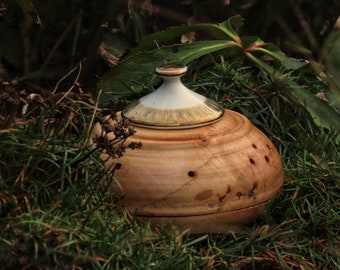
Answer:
1, 0, 339, 87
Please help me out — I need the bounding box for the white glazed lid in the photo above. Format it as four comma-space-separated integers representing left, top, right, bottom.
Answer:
122, 64, 224, 129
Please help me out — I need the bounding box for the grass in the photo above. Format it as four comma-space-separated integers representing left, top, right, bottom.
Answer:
0, 59, 339, 269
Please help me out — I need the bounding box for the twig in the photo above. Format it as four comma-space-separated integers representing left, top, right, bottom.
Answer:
51, 62, 81, 94
56, 61, 83, 104
84, 89, 102, 146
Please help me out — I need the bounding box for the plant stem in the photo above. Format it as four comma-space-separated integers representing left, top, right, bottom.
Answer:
245, 52, 274, 75
252, 47, 283, 62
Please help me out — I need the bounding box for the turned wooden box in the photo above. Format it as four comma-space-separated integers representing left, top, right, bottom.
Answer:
92, 64, 284, 233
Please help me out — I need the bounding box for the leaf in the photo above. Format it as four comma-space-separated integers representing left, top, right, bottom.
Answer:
321, 29, 340, 113
254, 43, 308, 70
129, 15, 244, 55
130, 24, 219, 54
98, 40, 238, 104
289, 81, 340, 143
309, 61, 340, 114
322, 29, 340, 85
219, 15, 244, 44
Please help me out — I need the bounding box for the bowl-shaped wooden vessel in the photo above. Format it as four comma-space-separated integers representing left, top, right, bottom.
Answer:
92, 109, 284, 234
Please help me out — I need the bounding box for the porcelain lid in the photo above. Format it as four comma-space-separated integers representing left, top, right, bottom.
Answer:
122, 64, 224, 129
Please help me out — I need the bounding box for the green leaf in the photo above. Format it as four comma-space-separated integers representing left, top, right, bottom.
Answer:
129, 15, 244, 55
219, 15, 244, 44
289, 81, 340, 143
254, 43, 308, 70
98, 40, 238, 103
321, 29, 340, 113
322, 29, 340, 84
130, 24, 220, 54
309, 61, 340, 114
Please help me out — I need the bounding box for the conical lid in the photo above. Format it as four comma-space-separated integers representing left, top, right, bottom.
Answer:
122, 64, 224, 129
